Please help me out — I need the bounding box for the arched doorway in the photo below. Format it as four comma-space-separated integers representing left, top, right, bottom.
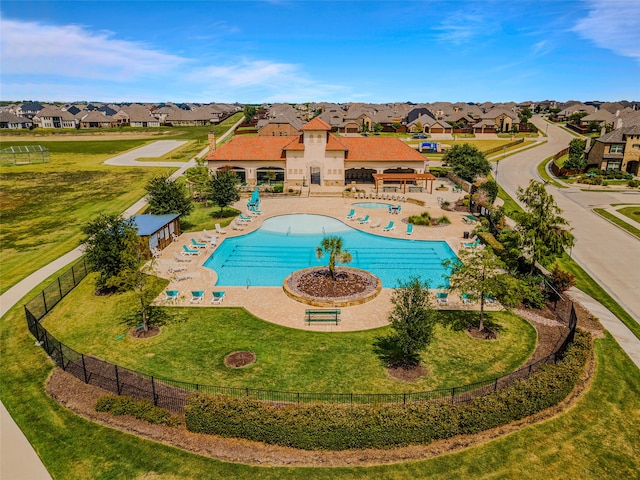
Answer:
626, 160, 639, 176
310, 166, 321, 185
345, 167, 376, 184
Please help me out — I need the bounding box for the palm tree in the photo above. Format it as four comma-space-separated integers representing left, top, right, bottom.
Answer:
316, 236, 352, 280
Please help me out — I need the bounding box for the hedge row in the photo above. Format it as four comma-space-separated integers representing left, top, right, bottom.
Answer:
477, 231, 505, 252
95, 395, 181, 427
185, 332, 590, 450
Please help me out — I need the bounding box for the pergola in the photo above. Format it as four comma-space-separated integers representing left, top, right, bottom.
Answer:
372, 173, 436, 194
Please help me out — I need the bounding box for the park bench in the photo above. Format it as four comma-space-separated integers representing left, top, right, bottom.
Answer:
305, 309, 341, 325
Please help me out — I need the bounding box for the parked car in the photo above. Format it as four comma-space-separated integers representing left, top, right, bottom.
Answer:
412, 133, 426, 138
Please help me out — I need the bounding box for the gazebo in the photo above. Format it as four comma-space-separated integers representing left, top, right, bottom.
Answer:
372, 173, 436, 195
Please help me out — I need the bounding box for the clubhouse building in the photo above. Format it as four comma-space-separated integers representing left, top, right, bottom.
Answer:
206, 117, 431, 189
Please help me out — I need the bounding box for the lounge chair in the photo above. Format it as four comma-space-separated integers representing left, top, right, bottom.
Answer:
215, 223, 227, 235
163, 290, 179, 304
484, 294, 497, 305
462, 235, 478, 245
396, 205, 402, 214
463, 238, 481, 249
171, 233, 180, 242
382, 221, 395, 232
191, 238, 207, 249
462, 215, 479, 224
182, 245, 201, 256
173, 253, 191, 263
462, 293, 476, 305
406, 223, 413, 235
346, 209, 356, 220
190, 290, 205, 304
211, 291, 226, 304
174, 273, 192, 281
167, 265, 187, 274
358, 215, 370, 224
436, 292, 449, 306
370, 218, 381, 228
231, 220, 246, 231
250, 205, 263, 215
239, 213, 252, 222
151, 247, 162, 258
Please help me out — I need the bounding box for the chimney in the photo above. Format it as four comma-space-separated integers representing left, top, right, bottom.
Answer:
208, 132, 216, 152
600, 126, 607, 136
616, 109, 620, 117
617, 118, 623, 129
584, 137, 591, 152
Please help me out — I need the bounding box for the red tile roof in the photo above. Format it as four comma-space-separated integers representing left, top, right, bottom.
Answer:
341, 137, 426, 162
300, 117, 332, 131
207, 134, 426, 163
207, 136, 290, 161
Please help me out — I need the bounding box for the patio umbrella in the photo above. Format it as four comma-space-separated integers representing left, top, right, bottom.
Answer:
251, 188, 260, 205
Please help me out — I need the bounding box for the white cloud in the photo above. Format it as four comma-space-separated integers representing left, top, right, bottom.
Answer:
572, 1, 640, 63
0, 18, 187, 79
433, 11, 490, 45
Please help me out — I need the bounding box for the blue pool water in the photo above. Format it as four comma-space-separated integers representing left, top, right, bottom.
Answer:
352, 202, 394, 209
203, 214, 456, 288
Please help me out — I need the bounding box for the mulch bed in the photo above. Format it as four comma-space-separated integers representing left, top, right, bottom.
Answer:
224, 351, 256, 368
287, 267, 378, 301
130, 325, 161, 339
387, 365, 428, 382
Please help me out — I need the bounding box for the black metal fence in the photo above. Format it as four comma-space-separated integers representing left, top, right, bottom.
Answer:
25, 258, 577, 413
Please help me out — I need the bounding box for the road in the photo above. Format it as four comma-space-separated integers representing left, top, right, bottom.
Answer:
495, 115, 640, 325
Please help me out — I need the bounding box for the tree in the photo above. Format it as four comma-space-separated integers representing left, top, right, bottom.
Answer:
444, 247, 505, 332
210, 168, 240, 216
243, 105, 256, 123
442, 144, 491, 182
564, 138, 587, 171
518, 108, 533, 124
315, 236, 352, 281
386, 276, 436, 366
82, 214, 138, 291
515, 180, 574, 271
264, 169, 276, 186
568, 111, 588, 124
184, 159, 211, 204
413, 121, 424, 133
145, 174, 194, 217
477, 179, 499, 204
374, 123, 383, 133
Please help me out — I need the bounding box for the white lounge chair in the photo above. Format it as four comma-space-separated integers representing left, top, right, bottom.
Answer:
174, 273, 192, 281
211, 291, 226, 304
167, 265, 187, 274
190, 290, 205, 303
370, 218, 381, 228
174, 253, 191, 263
436, 292, 449, 306
215, 223, 227, 235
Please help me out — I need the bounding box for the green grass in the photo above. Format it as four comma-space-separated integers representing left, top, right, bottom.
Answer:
593, 208, 640, 239
42, 276, 536, 393
555, 254, 640, 340
537, 155, 566, 188
496, 184, 524, 218
617, 206, 640, 223
3, 278, 639, 479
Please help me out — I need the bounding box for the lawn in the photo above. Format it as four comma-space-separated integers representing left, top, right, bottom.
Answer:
617, 206, 640, 224
42, 275, 536, 393
0, 141, 175, 294
2, 281, 638, 479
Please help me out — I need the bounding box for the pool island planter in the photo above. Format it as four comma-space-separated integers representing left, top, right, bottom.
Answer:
283, 267, 382, 307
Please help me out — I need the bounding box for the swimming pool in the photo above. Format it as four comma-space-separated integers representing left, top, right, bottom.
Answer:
203, 214, 456, 288
352, 202, 394, 209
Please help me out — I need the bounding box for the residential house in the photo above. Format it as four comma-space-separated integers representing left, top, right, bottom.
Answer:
33, 106, 77, 129
585, 125, 640, 174
473, 107, 518, 133
79, 111, 118, 129
120, 105, 160, 127
17, 102, 44, 119
0, 111, 33, 129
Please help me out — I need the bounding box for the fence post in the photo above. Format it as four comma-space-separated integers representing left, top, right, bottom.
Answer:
115, 364, 121, 395
71, 264, 76, 286
451, 387, 456, 404
151, 376, 158, 406
81, 354, 89, 383
42, 291, 48, 314
494, 378, 498, 392
58, 277, 63, 300
403, 393, 406, 405
58, 341, 66, 370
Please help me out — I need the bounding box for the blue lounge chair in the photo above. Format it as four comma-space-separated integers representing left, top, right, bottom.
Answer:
396, 205, 402, 214
190, 290, 205, 303
462, 293, 476, 305
250, 205, 263, 215
406, 223, 413, 235
239, 213, 253, 222
387, 205, 394, 214
382, 221, 395, 232
163, 290, 179, 304
346, 209, 356, 220
211, 291, 226, 304
182, 245, 200, 256
191, 238, 207, 249
436, 292, 449, 306
358, 215, 370, 224
463, 238, 481, 248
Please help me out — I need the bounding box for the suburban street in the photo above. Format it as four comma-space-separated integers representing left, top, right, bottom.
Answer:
495, 116, 640, 326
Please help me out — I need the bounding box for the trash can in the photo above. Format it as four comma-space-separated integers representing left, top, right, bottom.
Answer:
463, 231, 470, 239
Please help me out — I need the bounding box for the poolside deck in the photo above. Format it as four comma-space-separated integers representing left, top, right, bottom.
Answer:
152, 180, 497, 331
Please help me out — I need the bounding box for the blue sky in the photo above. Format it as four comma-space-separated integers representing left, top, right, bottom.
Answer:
1, 0, 639, 103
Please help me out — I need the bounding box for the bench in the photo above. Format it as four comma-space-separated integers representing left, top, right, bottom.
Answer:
305, 309, 341, 325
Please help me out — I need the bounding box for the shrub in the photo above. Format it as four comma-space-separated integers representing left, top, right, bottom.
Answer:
185, 332, 590, 450
628, 179, 640, 188
408, 211, 431, 226
434, 215, 451, 225
551, 264, 576, 291
477, 231, 504, 252
95, 395, 181, 426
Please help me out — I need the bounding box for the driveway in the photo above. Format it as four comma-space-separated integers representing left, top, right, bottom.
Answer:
495, 116, 640, 325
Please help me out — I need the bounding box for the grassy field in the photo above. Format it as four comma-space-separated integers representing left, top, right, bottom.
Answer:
617, 206, 640, 224
42, 276, 536, 393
